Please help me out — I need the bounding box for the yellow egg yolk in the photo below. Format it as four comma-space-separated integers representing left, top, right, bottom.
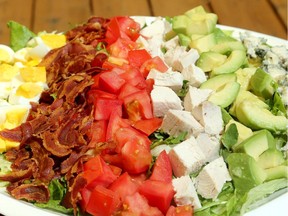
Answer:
0, 64, 18, 81
20, 66, 46, 82
40, 34, 66, 49
16, 83, 43, 98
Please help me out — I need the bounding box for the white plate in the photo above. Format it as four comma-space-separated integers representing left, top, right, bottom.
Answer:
0, 17, 287, 216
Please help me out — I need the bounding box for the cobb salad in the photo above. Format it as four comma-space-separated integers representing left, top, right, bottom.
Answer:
0, 6, 287, 216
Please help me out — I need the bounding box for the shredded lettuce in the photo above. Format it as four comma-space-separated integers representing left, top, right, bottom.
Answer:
0, 154, 12, 187
221, 123, 238, 150
7, 21, 36, 51
35, 178, 73, 214
150, 131, 188, 149
195, 179, 287, 216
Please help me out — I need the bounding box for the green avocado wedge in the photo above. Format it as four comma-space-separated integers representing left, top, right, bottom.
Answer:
236, 100, 288, 133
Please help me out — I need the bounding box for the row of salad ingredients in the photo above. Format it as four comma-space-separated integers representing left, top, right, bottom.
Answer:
0, 5, 287, 216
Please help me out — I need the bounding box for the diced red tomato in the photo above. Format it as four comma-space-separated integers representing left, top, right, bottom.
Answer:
105, 17, 122, 45
133, 117, 163, 136
145, 78, 155, 94
166, 205, 194, 216
108, 164, 122, 177
121, 138, 152, 174
128, 49, 152, 68
91, 53, 108, 68
149, 150, 173, 183
106, 110, 130, 141
109, 172, 139, 201
138, 179, 175, 214
94, 98, 123, 120
118, 65, 147, 89
122, 192, 164, 216
101, 153, 123, 168
123, 89, 153, 121
79, 187, 92, 211
98, 71, 126, 94
87, 89, 117, 104
118, 83, 141, 100
114, 126, 151, 153
87, 120, 107, 147
86, 185, 121, 216
91, 73, 101, 89
108, 38, 138, 59
83, 155, 118, 189
140, 56, 168, 78
118, 16, 141, 41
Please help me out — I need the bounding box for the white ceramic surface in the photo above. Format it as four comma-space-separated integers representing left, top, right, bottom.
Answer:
0, 17, 287, 216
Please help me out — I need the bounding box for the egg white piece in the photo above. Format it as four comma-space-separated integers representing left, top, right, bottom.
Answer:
0, 44, 15, 64
0, 104, 30, 121
0, 82, 12, 99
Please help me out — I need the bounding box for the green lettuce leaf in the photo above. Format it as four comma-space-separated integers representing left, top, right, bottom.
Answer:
150, 131, 188, 149
7, 21, 36, 51
35, 178, 73, 214
0, 154, 12, 187
221, 123, 238, 150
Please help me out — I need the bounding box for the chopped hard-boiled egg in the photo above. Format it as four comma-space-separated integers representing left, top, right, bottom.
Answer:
16, 82, 44, 98
0, 105, 30, 152
0, 82, 11, 99
20, 66, 46, 82
0, 31, 66, 153
0, 44, 15, 63
0, 63, 19, 81
40, 34, 66, 49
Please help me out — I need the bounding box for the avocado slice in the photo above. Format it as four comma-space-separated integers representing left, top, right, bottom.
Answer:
211, 50, 246, 76
196, 51, 227, 72
210, 41, 246, 55
257, 149, 285, 169
184, 5, 207, 17
200, 73, 236, 90
226, 119, 253, 144
172, 15, 192, 35
249, 68, 276, 99
189, 32, 217, 53
233, 129, 275, 159
236, 100, 288, 132
229, 89, 269, 116
235, 67, 257, 90
265, 166, 288, 181
227, 153, 267, 193
208, 81, 240, 108
178, 33, 191, 46
214, 28, 237, 44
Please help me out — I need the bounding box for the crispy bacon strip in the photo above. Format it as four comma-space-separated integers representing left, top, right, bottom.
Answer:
1, 16, 109, 213
10, 183, 50, 203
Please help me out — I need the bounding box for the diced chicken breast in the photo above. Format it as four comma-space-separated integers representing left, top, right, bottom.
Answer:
151, 144, 172, 157
183, 86, 213, 112
146, 35, 165, 58
140, 18, 166, 38
136, 35, 150, 49
162, 36, 179, 51
196, 133, 220, 163
147, 68, 184, 91
160, 110, 204, 137
164, 47, 200, 72
151, 86, 183, 117
174, 49, 200, 72
195, 156, 231, 200
194, 101, 224, 135
168, 136, 205, 177
163, 46, 186, 70
172, 175, 202, 209
181, 64, 207, 87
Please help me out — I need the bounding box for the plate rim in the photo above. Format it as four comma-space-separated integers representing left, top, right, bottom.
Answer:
0, 15, 287, 216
